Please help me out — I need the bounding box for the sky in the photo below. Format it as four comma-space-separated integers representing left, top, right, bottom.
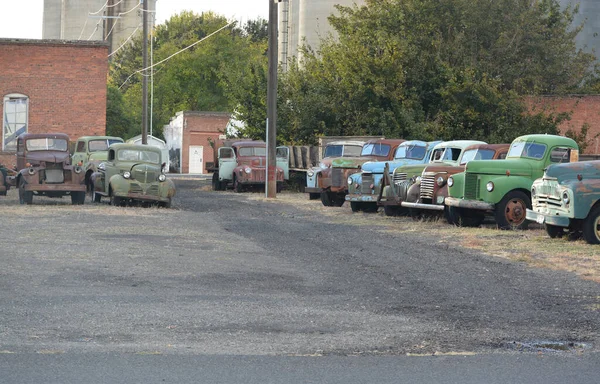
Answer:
0, 0, 270, 39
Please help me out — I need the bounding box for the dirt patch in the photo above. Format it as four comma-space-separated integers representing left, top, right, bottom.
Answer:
252, 192, 600, 283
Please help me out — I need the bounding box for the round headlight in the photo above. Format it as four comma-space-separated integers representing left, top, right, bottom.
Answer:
415, 176, 422, 183
436, 176, 445, 186
74, 166, 82, 174
28, 167, 35, 175
123, 171, 131, 179
307, 170, 314, 177
447, 176, 454, 187
320, 163, 329, 170
245, 167, 252, 174
486, 181, 494, 192
562, 191, 570, 204
158, 174, 166, 182
347, 177, 353, 185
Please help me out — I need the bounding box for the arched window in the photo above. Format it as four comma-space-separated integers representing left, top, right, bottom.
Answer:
3, 93, 29, 152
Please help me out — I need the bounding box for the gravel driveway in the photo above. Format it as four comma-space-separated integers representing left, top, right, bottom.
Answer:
0, 178, 598, 356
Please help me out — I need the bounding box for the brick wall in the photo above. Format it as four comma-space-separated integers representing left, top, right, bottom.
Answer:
181, 112, 230, 173
0, 39, 109, 167
526, 95, 600, 154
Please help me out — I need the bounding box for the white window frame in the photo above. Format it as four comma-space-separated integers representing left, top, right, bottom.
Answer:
3, 93, 29, 152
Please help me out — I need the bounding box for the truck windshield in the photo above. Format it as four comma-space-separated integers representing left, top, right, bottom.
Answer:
26, 138, 68, 152
88, 139, 123, 152
238, 147, 266, 156
460, 149, 495, 165
117, 149, 160, 163
507, 142, 546, 159
324, 145, 343, 158
394, 144, 426, 160
361, 143, 391, 157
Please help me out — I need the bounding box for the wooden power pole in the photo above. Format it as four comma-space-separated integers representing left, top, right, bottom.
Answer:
266, 0, 279, 198
142, 0, 149, 145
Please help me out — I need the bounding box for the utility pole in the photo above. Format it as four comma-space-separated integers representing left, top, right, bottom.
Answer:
141, 0, 149, 145
266, 0, 279, 198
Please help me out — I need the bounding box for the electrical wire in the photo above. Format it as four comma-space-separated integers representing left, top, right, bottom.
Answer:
89, 0, 109, 15
108, 23, 142, 57
118, 21, 235, 89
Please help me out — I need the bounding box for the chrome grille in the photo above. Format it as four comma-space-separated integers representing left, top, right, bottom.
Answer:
464, 173, 478, 199
420, 174, 435, 200
393, 173, 407, 185
362, 173, 373, 188
332, 168, 343, 187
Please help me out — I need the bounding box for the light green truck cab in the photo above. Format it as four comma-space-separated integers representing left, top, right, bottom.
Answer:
72, 136, 124, 192
90, 143, 175, 207
526, 160, 600, 244
378, 140, 485, 216
445, 134, 579, 229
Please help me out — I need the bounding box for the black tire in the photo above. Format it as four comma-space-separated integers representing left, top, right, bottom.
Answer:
309, 193, 320, 200
212, 173, 224, 191
362, 203, 378, 213
110, 194, 123, 207
350, 202, 361, 212
18, 178, 33, 205
331, 193, 345, 207
545, 224, 565, 239
447, 206, 484, 227
71, 191, 85, 205
161, 198, 172, 209
320, 191, 334, 207
494, 190, 531, 230
233, 176, 243, 193
384, 205, 404, 217
582, 205, 600, 245
91, 183, 102, 203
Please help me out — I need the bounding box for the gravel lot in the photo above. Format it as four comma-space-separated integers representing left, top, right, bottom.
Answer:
0, 178, 599, 356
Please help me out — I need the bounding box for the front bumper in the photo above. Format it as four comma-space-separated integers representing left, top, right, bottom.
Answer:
444, 197, 494, 211
401, 201, 445, 211
24, 184, 86, 193
345, 193, 378, 202
304, 187, 322, 194
114, 192, 172, 203
526, 209, 571, 227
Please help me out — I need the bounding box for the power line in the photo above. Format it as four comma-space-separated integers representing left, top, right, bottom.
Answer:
108, 23, 142, 57
118, 21, 235, 89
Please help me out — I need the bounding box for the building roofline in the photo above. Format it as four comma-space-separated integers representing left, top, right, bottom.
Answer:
176, 111, 232, 117
0, 38, 109, 48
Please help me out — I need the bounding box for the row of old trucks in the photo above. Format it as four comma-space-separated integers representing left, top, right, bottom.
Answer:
305, 135, 600, 245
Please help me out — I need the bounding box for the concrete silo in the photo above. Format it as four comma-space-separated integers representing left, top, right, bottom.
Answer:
559, 0, 600, 58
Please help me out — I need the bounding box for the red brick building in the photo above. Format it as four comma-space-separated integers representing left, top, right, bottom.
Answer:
163, 111, 231, 174
526, 95, 600, 154
0, 39, 109, 166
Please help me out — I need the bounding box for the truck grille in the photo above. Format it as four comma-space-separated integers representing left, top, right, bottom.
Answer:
533, 179, 562, 208
362, 173, 373, 188
393, 173, 407, 185
332, 168, 343, 187
45, 169, 64, 184
420, 174, 436, 200
464, 173, 479, 200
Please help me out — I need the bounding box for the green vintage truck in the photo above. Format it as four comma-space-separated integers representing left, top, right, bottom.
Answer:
526, 160, 600, 244
90, 143, 175, 207
445, 134, 579, 229
72, 136, 124, 192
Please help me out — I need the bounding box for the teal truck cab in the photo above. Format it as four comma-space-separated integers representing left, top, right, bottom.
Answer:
445, 134, 579, 229
526, 160, 600, 244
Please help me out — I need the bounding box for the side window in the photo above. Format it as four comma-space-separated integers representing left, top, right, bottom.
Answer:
76, 141, 86, 153
3, 94, 29, 152
550, 147, 570, 163
108, 149, 115, 161
220, 148, 234, 159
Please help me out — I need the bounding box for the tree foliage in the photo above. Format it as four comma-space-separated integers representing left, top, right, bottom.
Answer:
277, 0, 597, 144
108, 11, 268, 140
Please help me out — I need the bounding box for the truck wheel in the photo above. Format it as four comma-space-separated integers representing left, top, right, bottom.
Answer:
384, 205, 406, 217
582, 205, 600, 244
309, 193, 320, 200
545, 224, 565, 239
350, 202, 361, 212
212, 173, 222, 191
448, 207, 484, 227
71, 192, 85, 205
18, 179, 33, 205
91, 183, 102, 203
495, 191, 530, 230
320, 191, 334, 207
362, 203, 378, 213
161, 198, 172, 209
233, 176, 243, 193
110, 195, 123, 207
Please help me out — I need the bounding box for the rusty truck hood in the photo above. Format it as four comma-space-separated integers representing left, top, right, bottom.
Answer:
238, 156, 267, 168
422, 164, 464, 175
26, 151, 70, 165
465, 159, 533, 176
545, 160, 600, 181
331, 156, 377, 169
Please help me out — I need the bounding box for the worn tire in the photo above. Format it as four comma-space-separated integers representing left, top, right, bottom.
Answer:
18, 178, 33, 205
110, 194, 123, 207
350, 202, 361, 212
161, 198, 172, 209
71, 191, 85, 205
582, 205, 600, 245
233, 176, 243, 193
362, 203, 378, 213
309, 193, 320, 200
383, 205, 403, 217
495, 190, 531, 230
91, 183, 102, 203
320, 191, 334, 207
545, 224, 565, 239
212, 173, 225, 191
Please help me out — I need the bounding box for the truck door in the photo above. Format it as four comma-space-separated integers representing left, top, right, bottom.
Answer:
218, 147, 236, 182
276, 146, 290, 180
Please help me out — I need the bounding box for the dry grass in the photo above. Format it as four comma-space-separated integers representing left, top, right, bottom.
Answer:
255, 192, 600, 283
